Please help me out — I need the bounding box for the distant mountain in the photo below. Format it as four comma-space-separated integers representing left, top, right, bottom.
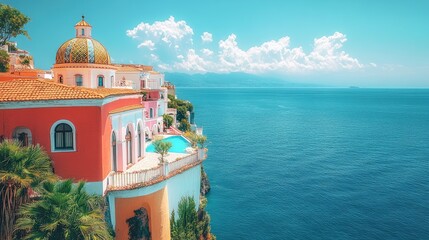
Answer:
164, 72, 323, 88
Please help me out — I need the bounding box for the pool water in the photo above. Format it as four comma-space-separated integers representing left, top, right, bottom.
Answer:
146, 136, 190, 153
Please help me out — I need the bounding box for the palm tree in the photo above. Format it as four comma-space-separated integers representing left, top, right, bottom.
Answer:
15, 180, 113, 240
0, 140, 56, 240
153, 139, 172, 164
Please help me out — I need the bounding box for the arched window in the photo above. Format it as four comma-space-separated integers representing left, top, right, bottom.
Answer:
81, 28, 85, 36
58, 75, 63, 84
137, 124, 142, 158
125, 127, 132, 164
111, 132, 117, 171
98, 75, 104, 87
150, 108, 154, 118
75, 74, 83, 86
54, 123, 74, 150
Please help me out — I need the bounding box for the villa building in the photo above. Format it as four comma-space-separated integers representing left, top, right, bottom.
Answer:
0, 17, 205, 240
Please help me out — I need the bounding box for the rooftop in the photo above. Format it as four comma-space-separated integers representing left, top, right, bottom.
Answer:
0, 79, 140, 102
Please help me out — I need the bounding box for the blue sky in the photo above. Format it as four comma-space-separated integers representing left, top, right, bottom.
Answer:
2, 0, 428, 87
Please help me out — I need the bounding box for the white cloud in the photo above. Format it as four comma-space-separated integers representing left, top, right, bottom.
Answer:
127, 17, 362, 75
201, 32, 213, 42
172, 32, 362, 74
150, 54, 159, 61
370, 62, 377, 67
173, 49, 210, 73
126, 16, 193, 45
137, 40, 155, 50
201, 48, 213, 56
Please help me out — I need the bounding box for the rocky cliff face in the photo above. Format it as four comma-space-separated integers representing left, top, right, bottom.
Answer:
200, 165, 211, 196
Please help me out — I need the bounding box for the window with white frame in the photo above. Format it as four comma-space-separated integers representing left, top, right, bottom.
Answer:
50, 120, 76, 152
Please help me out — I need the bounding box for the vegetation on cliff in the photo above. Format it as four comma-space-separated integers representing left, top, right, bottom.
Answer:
0, 140, 112, 240
15, 180, 113, 240
0, 140, 56, 240
170, 196, 215, 240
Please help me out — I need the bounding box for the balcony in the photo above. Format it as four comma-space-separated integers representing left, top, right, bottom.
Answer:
106, 148, 206, 191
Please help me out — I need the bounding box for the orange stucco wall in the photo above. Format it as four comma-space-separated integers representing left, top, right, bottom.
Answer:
114, 187, 171, 240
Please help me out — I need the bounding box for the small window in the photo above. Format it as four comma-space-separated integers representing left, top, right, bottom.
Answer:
54, 123, 74, 150
81, 28, 85, 36
59, 75, 63, 84
13, 127, 32, 147
150, 108, 154, 118
98, 76, 104, 87
75, 75, 83, 86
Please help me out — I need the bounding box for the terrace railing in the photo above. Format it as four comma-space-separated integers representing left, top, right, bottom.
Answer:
107, 167, 162, 189
168, 152, 198, 173
107, 151, 203, 191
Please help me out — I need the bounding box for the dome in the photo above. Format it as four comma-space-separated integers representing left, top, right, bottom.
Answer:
55, 38, 111, 65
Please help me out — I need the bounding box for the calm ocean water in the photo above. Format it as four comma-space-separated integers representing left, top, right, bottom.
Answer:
176, 88, 429, 240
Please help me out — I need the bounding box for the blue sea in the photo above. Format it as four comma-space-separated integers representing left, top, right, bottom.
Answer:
176, 88, 429, 240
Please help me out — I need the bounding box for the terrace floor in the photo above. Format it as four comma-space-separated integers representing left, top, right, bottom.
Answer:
125, 135, 195, 173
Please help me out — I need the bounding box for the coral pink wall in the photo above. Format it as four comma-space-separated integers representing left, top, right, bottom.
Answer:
0, 95, 142, 182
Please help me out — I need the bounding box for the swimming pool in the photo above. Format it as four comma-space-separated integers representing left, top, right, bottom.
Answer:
146, 136, 190, 153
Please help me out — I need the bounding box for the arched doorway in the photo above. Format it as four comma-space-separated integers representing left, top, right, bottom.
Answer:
137, 124, 142, 158
125, 127, 132, 164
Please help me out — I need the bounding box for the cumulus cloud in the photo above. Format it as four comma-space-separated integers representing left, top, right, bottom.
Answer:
137, 40, 155, 50
126, 16, 193, 45
201, 48, 213, 56
127, 16, 363, 74
201, 32, 213, 42
172, 32, 362, 74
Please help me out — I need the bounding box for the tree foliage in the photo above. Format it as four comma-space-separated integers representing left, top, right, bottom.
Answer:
176, 106, 188, 122
170, 197, 198, 240
153, 139, 172, 164
0, 4, 30, 46
171, 196, 216, 240
163, 114, 174, 129
196, 135, 207, 149
0, 49, 9, 72
178, 119, 191, 132
0, 140, 56, 240
168, 95, 193, 119
15, 180, 113, 240
126, 207, 151, 240
183, 132, 198, 148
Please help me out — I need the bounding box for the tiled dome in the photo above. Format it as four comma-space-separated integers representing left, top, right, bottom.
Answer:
55, 38, 111, 65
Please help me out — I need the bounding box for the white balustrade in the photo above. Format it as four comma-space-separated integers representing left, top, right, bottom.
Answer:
107, 152, 201, 190
169, 153, 199, 173
108, 167, 162, 189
